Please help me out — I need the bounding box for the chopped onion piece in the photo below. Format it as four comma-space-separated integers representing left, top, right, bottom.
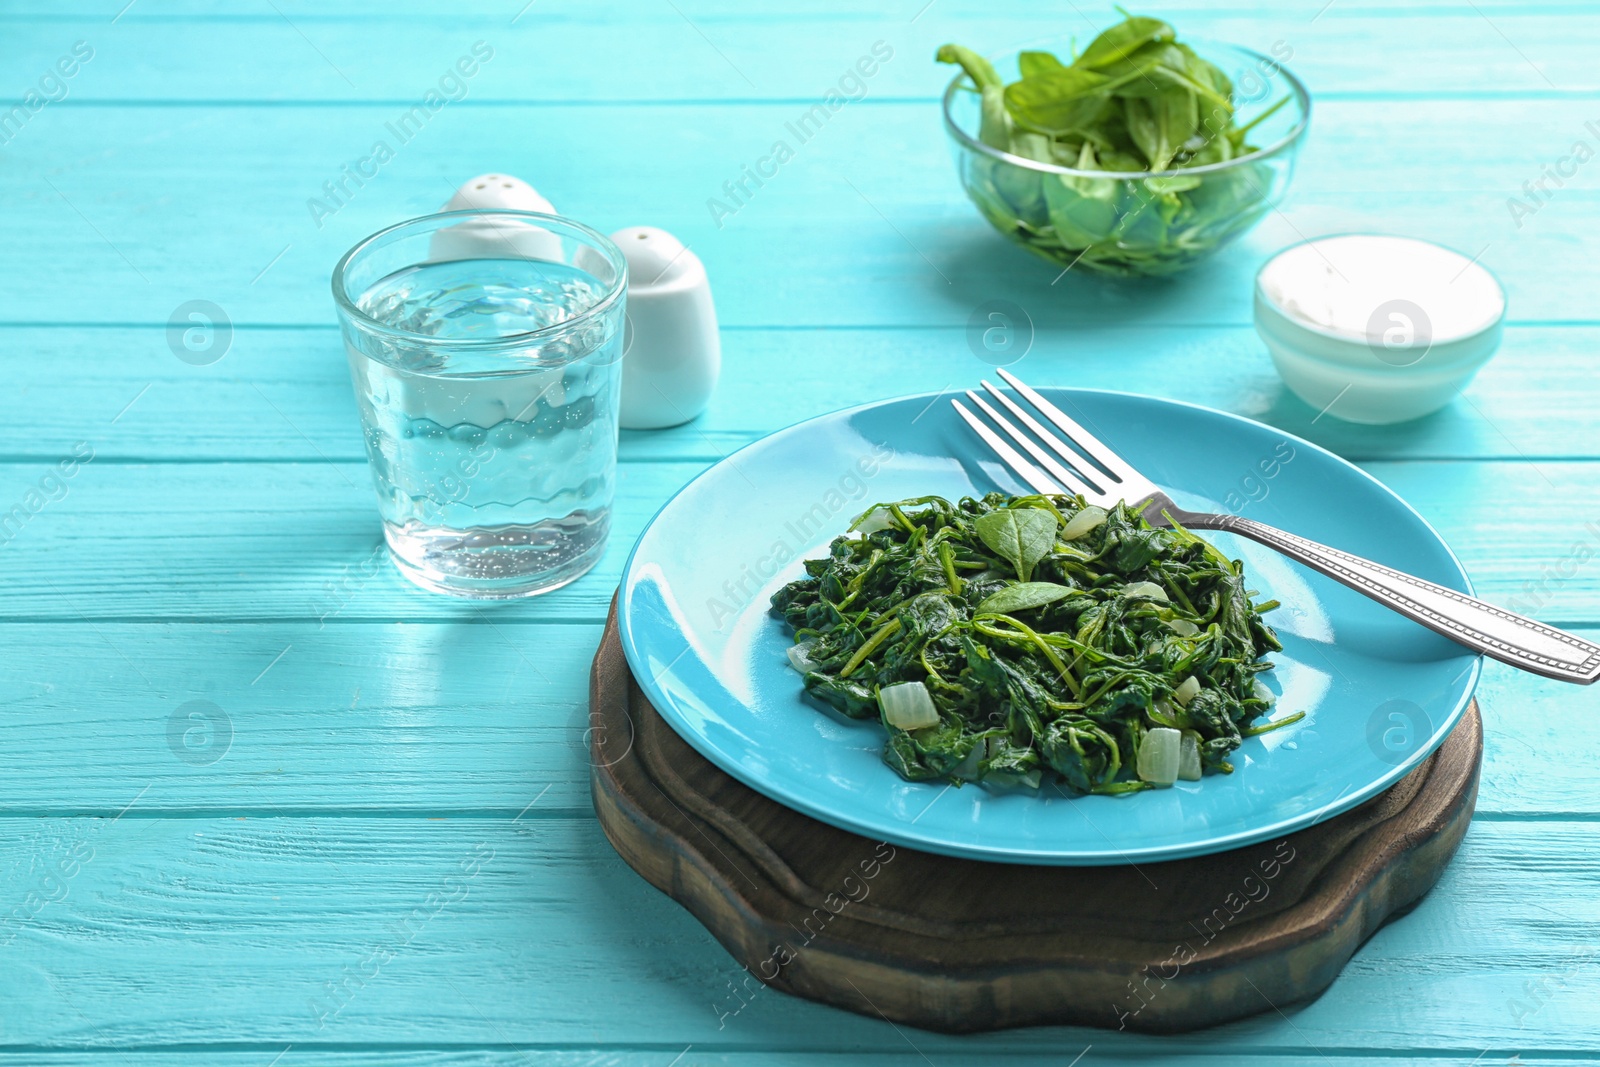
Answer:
1122, 581, 1168, 602
1253, 679, 1278, 706
854, 507, 895, 534
1166, 618, 1199, 636
951, 742, 985, 781
786, 641, 818, 674
879, 680, 939, 730
1178, 732, 1202, 781
1173, 675, 1201, 706
986, 767, 1043, 793
1137, 727, 1181, 786
1061, 505, 1108, 541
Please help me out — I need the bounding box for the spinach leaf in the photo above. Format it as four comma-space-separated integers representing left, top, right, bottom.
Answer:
978, 84, 1011, 150
1154, 87, 1198, 163
1179, 44, 1232, 106
936, 11, 1290, 277
1144, 44, 1233, 111
975, 506, 1057, 582
1086, 42, 1180, 98
1017, 49, 1068, 79
1073, 15, 1173, 70
1122, 97, 1167, 171
1044, 143, 1119, 245
1004, 68, 1111, 134
978, 581, 1076, 614
936, 43, 1002, 91
772, 493, 1284, 795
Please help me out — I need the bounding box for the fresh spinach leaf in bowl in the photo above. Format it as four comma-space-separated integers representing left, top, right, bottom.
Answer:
938, 14, 1304, 276
770, 494, 1299, 794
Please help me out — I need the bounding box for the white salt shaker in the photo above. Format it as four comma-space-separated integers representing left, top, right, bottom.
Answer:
430, 173, 562, 261
611, 226, 720, 429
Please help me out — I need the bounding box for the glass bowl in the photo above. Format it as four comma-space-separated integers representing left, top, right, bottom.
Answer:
942, 38, 1311, 278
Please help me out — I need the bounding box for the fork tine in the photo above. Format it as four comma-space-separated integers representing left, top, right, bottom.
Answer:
995, 368, 1141, 487
950, 400, 1061, 495
979, 379, 1112, 491
963, 390, 1103, 501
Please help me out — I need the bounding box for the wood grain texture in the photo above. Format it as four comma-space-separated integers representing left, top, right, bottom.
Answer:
11, 817, 1600, 1051
0, 459, 1594, 624
0, 0, 1593, 1060
4, 102, 1596, 328
0, 622, 604, 814
0, 622, 1589, 818
0, 1060, 1580, 1067
18, 0, 1600, 12
590, 605, 1482, 1034
0, 1059, 1581, 1067
8, 8, 1600, 101
7, 323, 1600, 465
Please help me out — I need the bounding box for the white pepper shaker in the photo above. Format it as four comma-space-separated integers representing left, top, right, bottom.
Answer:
430, 173, 561, 261
394, 174, 566, 433
611, 226, 720, 429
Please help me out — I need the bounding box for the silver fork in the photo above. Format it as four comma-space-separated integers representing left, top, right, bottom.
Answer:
953, 368, 1600, 685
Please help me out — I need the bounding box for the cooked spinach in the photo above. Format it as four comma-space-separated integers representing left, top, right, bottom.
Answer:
938, 13, 1291, 276
770, 494, 1298, 794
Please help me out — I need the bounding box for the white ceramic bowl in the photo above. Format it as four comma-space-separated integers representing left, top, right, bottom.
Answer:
1253, 234, 1506, 424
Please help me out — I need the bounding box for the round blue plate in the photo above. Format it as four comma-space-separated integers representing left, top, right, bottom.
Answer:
617, 389, 1480, 865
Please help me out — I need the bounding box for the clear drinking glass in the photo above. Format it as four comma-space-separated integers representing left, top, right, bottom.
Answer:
332, 210, 628, 598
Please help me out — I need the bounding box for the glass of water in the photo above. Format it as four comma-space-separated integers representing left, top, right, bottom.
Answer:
332, 210, 627, 598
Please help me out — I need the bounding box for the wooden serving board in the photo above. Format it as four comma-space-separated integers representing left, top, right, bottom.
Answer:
589, 599, 1481, 1034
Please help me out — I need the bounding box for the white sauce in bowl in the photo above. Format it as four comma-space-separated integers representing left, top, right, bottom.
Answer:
1257, 234, 1504, 345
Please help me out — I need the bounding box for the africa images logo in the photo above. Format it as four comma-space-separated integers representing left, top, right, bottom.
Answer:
703, 443, 895, 629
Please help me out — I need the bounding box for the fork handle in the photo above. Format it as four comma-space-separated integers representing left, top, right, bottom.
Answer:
1176, 509, 1600, 685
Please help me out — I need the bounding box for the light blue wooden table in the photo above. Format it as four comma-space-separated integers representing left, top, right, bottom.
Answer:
4, 1, 1597, 1063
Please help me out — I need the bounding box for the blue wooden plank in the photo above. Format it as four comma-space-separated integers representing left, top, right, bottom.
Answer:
0, 815, 1591, 1052
0, 323, 1593, 464
3, 7, 1597, 101
0, 458, 1592, 623
0, 622, 604, 815
0, 622, 1588, 817
0, 1055, 1561, 1062
0, 1057, 1576, 1067
0, 0, 1590, 1059
11, 0, 1600, 15
0, 101, 1592, 327
0, 1059, 1569, 1067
